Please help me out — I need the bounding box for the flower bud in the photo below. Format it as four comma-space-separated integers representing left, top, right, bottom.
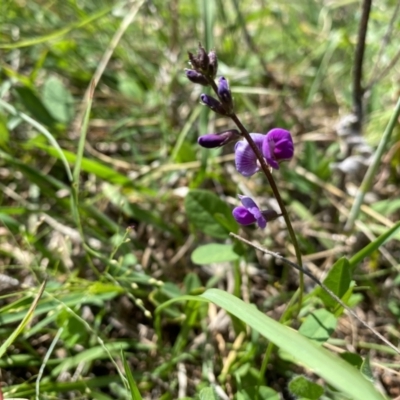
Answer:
208, 50, 218, 78
217, 76, 233, 112
185, 69, 209, 86
200, 94, 228, 115
188, 43, 209, 73
198, 129, 240, 148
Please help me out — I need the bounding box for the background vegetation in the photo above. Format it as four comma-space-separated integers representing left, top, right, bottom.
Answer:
0, 0, 400, 398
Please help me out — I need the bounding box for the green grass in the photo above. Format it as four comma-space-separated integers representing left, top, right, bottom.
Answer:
1, 0, 400, 398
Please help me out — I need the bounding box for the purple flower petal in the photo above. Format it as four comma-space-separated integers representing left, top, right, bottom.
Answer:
232, 195, 267, 229
234, 133, 265, 176
262, 128, 294, 169
232, 206, 256, 225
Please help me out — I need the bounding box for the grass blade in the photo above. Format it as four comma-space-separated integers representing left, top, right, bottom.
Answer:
0, 280, 46, 358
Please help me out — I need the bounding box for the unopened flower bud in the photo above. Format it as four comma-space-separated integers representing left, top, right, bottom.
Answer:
185, 69, 209, 86
200, 94, 228, 115
217, 76, 233, 112
208, 50, 218, 78
198, 129, 240, 148
188, 43, 209, 73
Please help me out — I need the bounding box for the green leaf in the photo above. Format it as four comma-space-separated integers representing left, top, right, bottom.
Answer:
299, 309, 337, 344
340, 352, 363, 369
361, 354, 374, 382
122, 352, 143, 400
156, 289, 385, 400
236, 386, 279, 400
185, 189, 235, 239
318, 257, 351, 309
191, 243, 240, 265
42, 76, 74, 123
14, 86, 56, 128
288, 376, 324, 399
199, 387, 219, 400
349, 221, 400, 272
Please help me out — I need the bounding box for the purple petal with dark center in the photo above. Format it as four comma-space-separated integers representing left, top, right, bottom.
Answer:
234, 133, 265, 176
262, 128, 294, 169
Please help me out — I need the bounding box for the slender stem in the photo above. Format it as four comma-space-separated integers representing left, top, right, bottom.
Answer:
352, 0, 372, 129
345, 95, 400, 231
207, 78, 304, 309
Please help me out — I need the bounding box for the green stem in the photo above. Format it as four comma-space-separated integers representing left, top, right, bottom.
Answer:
345, 95, 400, 231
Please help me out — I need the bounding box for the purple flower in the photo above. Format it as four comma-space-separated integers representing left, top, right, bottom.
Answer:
234, 128, 294, 176
198, 129, 240, 148
232, 195, 279, 229
262, 128, 294, 170
234, 133, 265, 176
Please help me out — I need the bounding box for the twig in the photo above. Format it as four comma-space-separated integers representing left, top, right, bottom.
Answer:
230, 232, 400, 355
352, 0, 372, 130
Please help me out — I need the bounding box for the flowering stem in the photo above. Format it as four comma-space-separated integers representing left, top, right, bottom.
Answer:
207, 78, 304, 312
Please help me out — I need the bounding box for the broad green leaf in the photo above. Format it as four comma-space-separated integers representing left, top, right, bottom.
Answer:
191, 243, 240, 265
299, 309, 337, 344
318, 257, 351, 309
42, 76, 74, 123
349, 221, 400, 271
288, 376, 324, 399
185, 189, 235, 239
156, 289, 384, 400
199, 387, 219, 400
